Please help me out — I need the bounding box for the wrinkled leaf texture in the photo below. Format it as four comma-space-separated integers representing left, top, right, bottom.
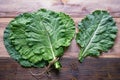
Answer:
76, 10, 117, 62
4, 9, 75, 67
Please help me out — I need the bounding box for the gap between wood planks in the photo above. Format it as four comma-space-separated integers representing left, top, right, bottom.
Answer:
0, 17, 120, 23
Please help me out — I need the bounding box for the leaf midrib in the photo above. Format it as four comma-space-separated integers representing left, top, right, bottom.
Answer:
81, 15, 104, 57
42, 22, 56, 59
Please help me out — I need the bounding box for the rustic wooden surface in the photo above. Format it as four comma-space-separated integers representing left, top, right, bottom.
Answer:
0, 57, 120, 80
0, 0, 120, 80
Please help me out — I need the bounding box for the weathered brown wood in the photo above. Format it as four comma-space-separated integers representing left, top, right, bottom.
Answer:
0, 0, 120, 80
0, 0, 120, 18
0, 57, 120, 80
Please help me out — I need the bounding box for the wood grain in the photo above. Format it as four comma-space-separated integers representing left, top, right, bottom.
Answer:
0, 0, 120, 80
0, 57, 120, 80
0, 0, 120, 18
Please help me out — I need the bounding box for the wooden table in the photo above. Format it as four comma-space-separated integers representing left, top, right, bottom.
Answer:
0, 0, 120, 80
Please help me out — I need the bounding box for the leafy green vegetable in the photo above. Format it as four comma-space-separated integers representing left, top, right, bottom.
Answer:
76, 10, 117, 62
4, 9, 75, 69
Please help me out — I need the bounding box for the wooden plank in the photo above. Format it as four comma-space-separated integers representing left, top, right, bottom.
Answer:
0, 22, 9, 57
0, 0, 120, 80
0, 0, 120, 18
0, 57, 120, 80
0, 18, 120, 58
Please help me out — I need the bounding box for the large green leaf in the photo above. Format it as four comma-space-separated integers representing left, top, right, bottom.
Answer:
76, 10, 117, 62
4, 9, 75, 68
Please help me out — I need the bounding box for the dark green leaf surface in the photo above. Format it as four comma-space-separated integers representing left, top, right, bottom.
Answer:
4, 9, 75, 68
76, 10, 117, 62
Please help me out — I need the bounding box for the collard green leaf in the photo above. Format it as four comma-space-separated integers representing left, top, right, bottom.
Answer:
4, 9, 75, 68
76, 10, 117, 62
